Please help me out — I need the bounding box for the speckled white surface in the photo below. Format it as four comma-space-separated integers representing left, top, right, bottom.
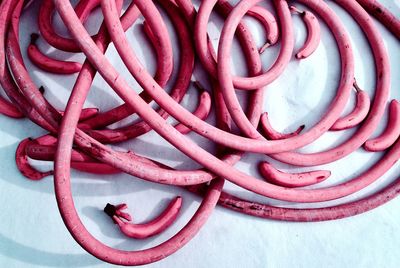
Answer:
0, 0, 400, 267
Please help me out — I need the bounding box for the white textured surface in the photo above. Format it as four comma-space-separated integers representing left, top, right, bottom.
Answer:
0, 0, 400, 267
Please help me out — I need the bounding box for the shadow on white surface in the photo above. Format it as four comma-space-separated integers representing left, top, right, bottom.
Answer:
0, 232, 98, 267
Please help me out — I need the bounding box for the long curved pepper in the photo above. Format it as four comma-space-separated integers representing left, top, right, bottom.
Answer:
33, 134, 58, 146
71, 162, 120, 174
355, 0, 400, 40
59, 107, 99, 121
330, 80, 371, 131
364, 100, 400, 152
174, 90, 212, 135
290, 6, 321, 59
0, 96, 23, 118
260, 112, 305, 140
27, 33, 82, 74
16, 138, 53, 180
247, 5, 279, 48
214, 1, 279, 53
199, 176, 400, 222
24, 143, 120, 174
258, 162, 330, 188
38, 0, 100, 52
252, 4, 279, 53
106, 197, 182, 239
27, 134, 158, 167
26, 143, 93, 162
74, 0, 101, 23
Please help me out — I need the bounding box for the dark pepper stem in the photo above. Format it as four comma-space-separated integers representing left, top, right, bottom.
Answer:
104, 203, 117, 219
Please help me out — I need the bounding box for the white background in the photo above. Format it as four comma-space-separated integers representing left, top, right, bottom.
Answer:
0, 0, 400, 267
